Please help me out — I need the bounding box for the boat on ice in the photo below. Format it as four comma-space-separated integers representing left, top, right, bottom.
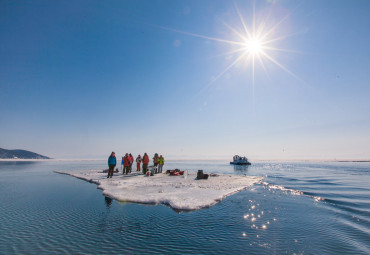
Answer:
230, 155, 251, 165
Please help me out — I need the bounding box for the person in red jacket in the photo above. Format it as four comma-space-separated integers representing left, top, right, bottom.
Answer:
123, 153, 130, 174
142, 153, 149, 174
136, 154, 142, 172
129, 153, 134, 173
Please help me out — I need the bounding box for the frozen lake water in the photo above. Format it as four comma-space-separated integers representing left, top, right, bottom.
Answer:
0, 160, 369, 254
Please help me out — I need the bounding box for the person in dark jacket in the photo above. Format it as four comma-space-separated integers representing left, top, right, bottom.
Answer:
153, 153, 159, 167
107, 152, 116, 178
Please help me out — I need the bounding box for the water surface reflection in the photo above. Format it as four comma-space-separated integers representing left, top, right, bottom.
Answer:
105, 197, 113, 208
233, 164, 250, 172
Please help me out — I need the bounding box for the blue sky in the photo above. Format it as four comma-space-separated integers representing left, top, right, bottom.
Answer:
1, 0, 370, 160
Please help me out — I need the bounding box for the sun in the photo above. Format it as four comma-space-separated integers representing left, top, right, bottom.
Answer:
155, 3, 300, 89
199, 3, 302, 88
244, 37, 263, 56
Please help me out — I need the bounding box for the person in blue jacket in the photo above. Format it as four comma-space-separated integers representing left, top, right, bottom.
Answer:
107, 152, 116, 178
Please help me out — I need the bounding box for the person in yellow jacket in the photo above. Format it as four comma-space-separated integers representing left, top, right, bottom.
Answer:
158, 155, 165, 173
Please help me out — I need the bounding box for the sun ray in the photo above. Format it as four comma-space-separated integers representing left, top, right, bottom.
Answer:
259, 12, 291, 42
262, 46, 304, 54
260, 51, 303, 82
151, 1, 303, 100
256, 20, 268, 39
256, 5, 273, 38
208, 51, 249, 86
260, 2, 304, 42
253, 1, 257, 36
218, 18, 247, 42
152, 24, 245, 46
193, 51, 250, 99
252, 54, 255, 96
206, 47, 249, 60
261, 31, 303, 45
256, 54, 269, 76
234, 3, 252, 39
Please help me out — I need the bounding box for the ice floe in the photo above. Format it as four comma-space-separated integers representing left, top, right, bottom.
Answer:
56, 170, 263, 211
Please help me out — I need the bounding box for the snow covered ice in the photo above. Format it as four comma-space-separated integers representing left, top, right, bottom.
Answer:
56, 170, 263, 210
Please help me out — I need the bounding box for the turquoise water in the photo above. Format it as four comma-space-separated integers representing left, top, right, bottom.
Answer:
0, 160, 369, 254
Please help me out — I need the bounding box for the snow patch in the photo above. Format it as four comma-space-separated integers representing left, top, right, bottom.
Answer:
56, 170, 263, 211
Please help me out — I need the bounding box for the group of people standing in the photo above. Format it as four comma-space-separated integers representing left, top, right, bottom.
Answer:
152, 153, 165, 173
121, 153, 135, 174
107, 152, 165, 178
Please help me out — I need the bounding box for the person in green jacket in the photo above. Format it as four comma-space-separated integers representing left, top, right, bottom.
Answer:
158, 155, 165, 173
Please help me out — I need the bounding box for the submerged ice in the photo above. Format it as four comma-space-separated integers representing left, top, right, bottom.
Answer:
56, 170, 263, 210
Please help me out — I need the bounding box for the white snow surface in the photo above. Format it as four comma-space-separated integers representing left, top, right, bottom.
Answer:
56, 170, 263, 210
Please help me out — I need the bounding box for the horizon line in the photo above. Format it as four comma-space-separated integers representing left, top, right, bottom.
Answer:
1, 158, 370, 163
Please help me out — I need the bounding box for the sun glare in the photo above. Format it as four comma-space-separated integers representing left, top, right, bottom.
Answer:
244, 37, 263, 56
157, 2, 300, 92
198, 3, 300, 88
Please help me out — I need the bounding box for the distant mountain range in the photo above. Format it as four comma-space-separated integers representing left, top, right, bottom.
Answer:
0, 148, 50, 159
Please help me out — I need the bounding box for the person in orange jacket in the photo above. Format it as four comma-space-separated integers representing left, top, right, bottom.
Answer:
128, 153, 134, 173
123, 153, 130, 174
142, 153, 149, 174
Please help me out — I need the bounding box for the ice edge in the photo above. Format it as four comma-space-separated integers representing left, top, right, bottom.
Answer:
55, 170, 264, 211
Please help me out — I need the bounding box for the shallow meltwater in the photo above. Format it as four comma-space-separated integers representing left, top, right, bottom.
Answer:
0, 160, 369, 254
